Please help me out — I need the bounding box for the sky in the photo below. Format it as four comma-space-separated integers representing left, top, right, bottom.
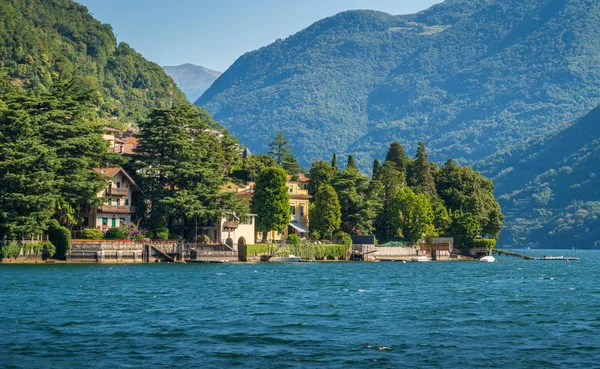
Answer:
76, 0, 442, 72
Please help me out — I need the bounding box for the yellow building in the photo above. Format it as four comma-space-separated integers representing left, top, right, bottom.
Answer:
228, 173, 311, 242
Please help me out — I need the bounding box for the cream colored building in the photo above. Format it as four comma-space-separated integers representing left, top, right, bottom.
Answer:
88, 167, 139, 230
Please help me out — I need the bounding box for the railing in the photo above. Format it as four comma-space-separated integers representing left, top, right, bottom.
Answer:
223, 221, 238, 229
98, 205, 136, 213
107, 187, 128, 196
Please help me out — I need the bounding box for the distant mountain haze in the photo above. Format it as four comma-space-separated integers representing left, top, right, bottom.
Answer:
197, 0, 600, 170
163, 64, 222, 103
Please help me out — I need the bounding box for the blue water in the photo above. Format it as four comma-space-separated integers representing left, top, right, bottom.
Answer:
1, 250, 599, 368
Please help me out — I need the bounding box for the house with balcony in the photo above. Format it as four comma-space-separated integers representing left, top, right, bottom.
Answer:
233, 174, 311, 242
88, 167, 139, 231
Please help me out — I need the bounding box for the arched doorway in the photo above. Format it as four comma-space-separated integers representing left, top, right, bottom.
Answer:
237, 237, 247, 262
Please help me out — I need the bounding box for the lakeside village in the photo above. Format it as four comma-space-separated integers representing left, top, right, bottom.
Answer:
0, 85, 503, 264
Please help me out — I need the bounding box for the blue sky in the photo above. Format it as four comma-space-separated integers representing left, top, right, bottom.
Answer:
76, 0, 442, 72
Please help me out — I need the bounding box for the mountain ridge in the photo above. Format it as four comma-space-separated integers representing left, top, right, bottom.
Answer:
197, 0, 600, 170
164, 63, 221, 103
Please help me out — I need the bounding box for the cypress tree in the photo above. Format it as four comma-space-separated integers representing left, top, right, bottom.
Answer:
251, 167, 290, 242
347, 155, 356, 169
307, 160, 335, 199
310, 184, 342, 239
372, 159, 381, 177
385, 142, 409, 175
331, 152, 338, 171
407, 142, 436, 199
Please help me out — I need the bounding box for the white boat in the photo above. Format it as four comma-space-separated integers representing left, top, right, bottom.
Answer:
410, 256, 432, 262
270, 254, 301, 262
479, 255, 496, 262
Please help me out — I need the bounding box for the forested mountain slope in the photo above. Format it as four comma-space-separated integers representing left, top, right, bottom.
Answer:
197, 0, 600, 170
163, 64, 221, 103
0, 0, 186, 123
480, 106, 600, 247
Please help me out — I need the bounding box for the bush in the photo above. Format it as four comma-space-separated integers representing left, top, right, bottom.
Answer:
48, 219, 71, 260
201, 234, 211, 244
334, 231, 352, 248
104, 227, 127, 240
309, 231, 321, 241
42, 242, 56, 259
82, 228, 104, 240
0, 242, 21, 260
154, 227, 169, 240
133, 233, 146, 241
288, 234, 301, 246
472, 238, 496, 250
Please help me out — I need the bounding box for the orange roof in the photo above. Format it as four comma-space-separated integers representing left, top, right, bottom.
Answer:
287, 173, 309, 183
93, 167, 139, 190
110, 137, 139, 155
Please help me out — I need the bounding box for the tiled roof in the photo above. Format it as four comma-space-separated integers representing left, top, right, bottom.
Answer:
287, 173, 309, 183
93, 167, 139, 189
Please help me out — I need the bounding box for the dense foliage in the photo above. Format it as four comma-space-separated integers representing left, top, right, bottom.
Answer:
479, 105, 600, 247
0, 73, 110, 239
250, 167, 290, 240
198, 0, 600, 170
0, 0, 186, 124
133, 104, 245, 238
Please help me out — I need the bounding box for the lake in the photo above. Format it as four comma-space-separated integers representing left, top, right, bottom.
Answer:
1, 249, 599, 368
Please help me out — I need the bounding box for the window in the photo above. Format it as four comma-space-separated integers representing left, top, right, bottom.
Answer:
289, 185, 294, 193
102, 218, 108, 225
116, 181, 121, 188
125, 199, 129, 205
300, 205, 305, 217
290, 205, 295, 215
116, 199, 120, 206
111, 218, 116, 227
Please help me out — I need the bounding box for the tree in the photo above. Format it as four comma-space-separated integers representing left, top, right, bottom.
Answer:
331, 152, 338, 171
310, 184, 341, 238
251, 167, 290, 241
135, 104, 245, 237
407, 142, 436, 199
390, 187, 434, 243
0, 87, 57, 239
307, 160, 335, 199
331, 167, 378, 235
371, 161, 405, 242
244, 154, 278, 181
268, 131, 292, 166
448, 210, 483, 248
436, 159, 504, 239
385, 142, 410, 176
372, 159, 381, 177
347, 155, 356, 169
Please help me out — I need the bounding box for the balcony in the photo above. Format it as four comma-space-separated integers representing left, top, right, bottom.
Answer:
223, 221, 239, 229
107, 187, 128, 196
98, 205, 136, 214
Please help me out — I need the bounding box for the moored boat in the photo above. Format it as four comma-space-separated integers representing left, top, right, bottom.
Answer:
479, 255, 496, 262
270, 254, 301, 262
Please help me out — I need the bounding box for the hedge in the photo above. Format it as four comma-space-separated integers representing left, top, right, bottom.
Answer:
0, 241, 55, 260
244, 244, 350, 260
82, 228, 104, 240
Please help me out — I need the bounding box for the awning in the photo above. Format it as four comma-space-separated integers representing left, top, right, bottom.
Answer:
289, 222, 309, 233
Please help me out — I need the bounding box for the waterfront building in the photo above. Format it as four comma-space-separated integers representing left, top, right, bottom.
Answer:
233, 174, 311, 242
87, 167, 139, 231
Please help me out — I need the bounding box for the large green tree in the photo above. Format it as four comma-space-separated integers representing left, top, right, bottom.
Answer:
307, 160, 335, 199
243, 154, 278, 181
371, 161, 405, 242
331, 166, 378, 235
385, 142, 410, 177
436, 159, 503, 239
134, 104, 245, 237
390, 187, 434, 243
251, 167, 290, 241
407, 142, 436, 199
310, 184, 341, 238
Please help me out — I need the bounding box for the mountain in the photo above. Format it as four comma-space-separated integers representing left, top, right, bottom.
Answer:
163, 64, 221, 103
0, 0, 187, 123
197, 0, 600, 170
479, 106, 600, 248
